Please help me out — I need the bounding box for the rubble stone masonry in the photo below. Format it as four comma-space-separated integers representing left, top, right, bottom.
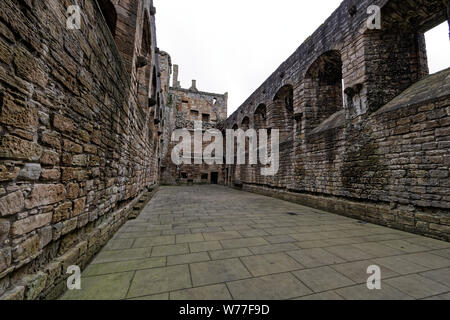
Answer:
0, 0, 172, 299
226, 0, 450, 242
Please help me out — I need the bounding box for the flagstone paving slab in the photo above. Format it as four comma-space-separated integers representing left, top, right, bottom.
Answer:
227, 273, 312, 300
292, 266, 355, 292
127, 265, 192, 298
190, 258, 252, 287
84, 257, 166, 276
63, 185, 450, 300
170, 284, 232, 300
240, 253, 303, 277
61, 272, 135, 300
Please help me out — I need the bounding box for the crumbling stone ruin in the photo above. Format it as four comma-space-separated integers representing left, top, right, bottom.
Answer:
161, 65, 228, 185
0, 0, 449, 300
225, 0, 450, 242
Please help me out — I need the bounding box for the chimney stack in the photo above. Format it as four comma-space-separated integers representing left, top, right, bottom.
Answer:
173, 64, 179, 88
190, 80, 197, 91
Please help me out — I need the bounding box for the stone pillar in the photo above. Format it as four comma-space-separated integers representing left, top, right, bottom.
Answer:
172, 64, 179, 88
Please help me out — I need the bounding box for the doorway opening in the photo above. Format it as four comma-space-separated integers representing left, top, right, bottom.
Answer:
211, 172, 219, 184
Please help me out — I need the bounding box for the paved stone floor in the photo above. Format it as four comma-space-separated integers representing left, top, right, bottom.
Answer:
61, 186, 450, 300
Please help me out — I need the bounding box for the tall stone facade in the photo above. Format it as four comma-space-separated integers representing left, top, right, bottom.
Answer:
161, 66, 228, 185
0, 0, 173, 299
225, 0, 450, 241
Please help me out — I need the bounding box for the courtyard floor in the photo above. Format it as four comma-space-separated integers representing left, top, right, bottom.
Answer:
61, 185, 450, 300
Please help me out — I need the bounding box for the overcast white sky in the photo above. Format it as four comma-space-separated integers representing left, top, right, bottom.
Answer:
155, 0, 450, 116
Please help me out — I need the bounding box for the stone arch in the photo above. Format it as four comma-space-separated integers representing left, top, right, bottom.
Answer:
254, 104, 267, 130
357, 0, 448, 113
97, 0, 117, 37
271, 84, 294, 142
241, 116, 250, 131
304, 50, 343, 131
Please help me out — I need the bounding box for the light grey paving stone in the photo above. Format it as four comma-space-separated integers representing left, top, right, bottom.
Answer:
379, 240, 430, 253
209, 248, 253, 260
93, 248, 150, 264
292, 266, 355, 293
422, 292, 450, 300
249, 243, 299, 255
167, 252, 210, 266
241, 253, 303, 277
264, 235, 297, 244
203, 231, 242, 241
227, 273, 312, 300
133, 235, 176, 248
372, 256, 429, 275
189, 241, 223, 253
221, 237, 270, 249
104, 238, 135, 251
290, 233, 327, 242
151, 244, 190, 257
176, 233, 205, 243
114, 231, 162, 239
61, 272, 134, 300
431, 248, 450, 259
399, 252, 450, 269
385, 274, 450, 299
420, 268, 450, 287
405, 237, 450, 250
295, 240, 332, 249
287, 248, 346, 268
128, 293, 169, 300
190, 258, 252, 287
84, 257, 166, 276
324, 245, 377, 261
331, 260, 399, 284
335, 284, 414, 300
170, 284, 232, 300
350, 242, 406, 257
264, 227, 297, 236
294, 291, 344, 300
127, 265, 192, 298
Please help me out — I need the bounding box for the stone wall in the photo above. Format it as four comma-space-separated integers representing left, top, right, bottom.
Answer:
225, 0, 450, 241
0, 0, 171, 299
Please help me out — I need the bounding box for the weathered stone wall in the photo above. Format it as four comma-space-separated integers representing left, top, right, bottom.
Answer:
225, 0, 450, 240
0, 0, 170, 299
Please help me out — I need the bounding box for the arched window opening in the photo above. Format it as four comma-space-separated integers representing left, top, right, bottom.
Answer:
360, 0, 448, 112
97, 0, 117, 37
304, 51, 343, 130
272, 84, 294, 141
241, 117, 250, 131
254, 104, 267, 130
425, 21, 450, 74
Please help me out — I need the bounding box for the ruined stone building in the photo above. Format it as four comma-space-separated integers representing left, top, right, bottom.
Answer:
0, 0, 449, 300
225, 0, 450, 241
161, 65, 228, 185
